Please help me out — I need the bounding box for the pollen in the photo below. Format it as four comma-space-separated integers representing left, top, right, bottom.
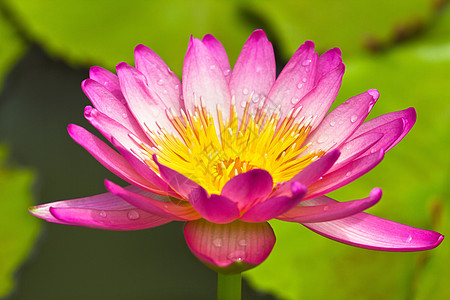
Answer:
139, 96, 323, 194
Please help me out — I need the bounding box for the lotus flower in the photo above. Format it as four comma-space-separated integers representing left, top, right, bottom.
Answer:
30, 29, 443, 274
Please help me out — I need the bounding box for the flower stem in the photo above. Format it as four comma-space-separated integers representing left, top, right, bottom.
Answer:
217, 272, 242, 300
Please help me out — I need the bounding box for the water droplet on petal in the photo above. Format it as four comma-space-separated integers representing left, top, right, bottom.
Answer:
163, 89, 168, 94
243, 88, 249, 95
405, 235, 413, 243
350, 115, 358, 123
370, 148, 377, 153
175, 84, 179, 89
323, 205, 329, 211
240, 101, 247, 108
127, 210, 140, 220
223, 69, 231, 76
318, 176, 323, 180
99, 210, 107, 218
227, 250, 247, 262
157, 79, 164, 85
291, 97, 300, 104
213, 238, 223, 247
345, 171, 352, 177
297, 83, 303, 89
238, 240, 248, 247
122, 112, 128, 118
210, 65, 216, 70
302, 59, 312, 66
252, 94, 260, 103
329, 121, 336, 127
338, 120, 344, 125
317, 136, 328, 144
302, 77, 307, 83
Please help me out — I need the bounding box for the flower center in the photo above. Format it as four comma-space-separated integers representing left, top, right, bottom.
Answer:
139, 97, 323, 194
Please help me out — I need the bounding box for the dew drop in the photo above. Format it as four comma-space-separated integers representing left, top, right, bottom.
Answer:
227, 250, 246, 262
318, 176, 323, 180
213, 238, 223, 248
302, 77, 307, 83
252, 94, 260, 103
122, 112, 128, 118
302, 59, 312, 66
323, 205, 329, 211
99, 210, 107, 218
350, 115, 358, 123
370, 148, 377, 153
345, 171, 352, 177
240, 101, 247, 108
175, 84, 179, 89
329, 121, 336, 127
243, 88, 249, 95
291, 97, 300, 104
238, 240, 248, 247
297, 83, 303, 89
127, 210, 140, 220
223, 69, 231, 76
317, 136, 328, 144
163, 89, 168, 94
405, 235, 413, 243
210, 64, 216, 70
157, 79, 164, 85
338, 120, 344, 125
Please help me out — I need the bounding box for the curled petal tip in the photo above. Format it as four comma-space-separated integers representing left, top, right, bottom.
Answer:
370, 187, 383, 200
367, 89, 380, 100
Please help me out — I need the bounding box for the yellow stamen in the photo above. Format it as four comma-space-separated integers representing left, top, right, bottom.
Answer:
139, 102, 323, 194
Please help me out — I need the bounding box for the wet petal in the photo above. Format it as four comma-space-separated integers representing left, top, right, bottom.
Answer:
202, 34, 231, 83
134, 44, 183, 111
29, 188, 173, 230
303, 211, 444, 251
280, 188, 382, 223
183, 37, 231, 126
230, 29, 276, 115
89, 66, 125, 103
105, 180, 200, 220
304, 89, 379, 155
184, 219, 275, 274
306, 150, 384, 199
240, 182, 307, 222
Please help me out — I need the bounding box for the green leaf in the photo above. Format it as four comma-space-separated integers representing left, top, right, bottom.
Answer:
246, 0, 435, 57
245, 9, 449, 300
0, 146, 40, 298
0, 11, 26, 91
3, 0, 252, 75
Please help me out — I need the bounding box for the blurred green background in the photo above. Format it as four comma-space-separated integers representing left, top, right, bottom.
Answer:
0, 0, 448, 299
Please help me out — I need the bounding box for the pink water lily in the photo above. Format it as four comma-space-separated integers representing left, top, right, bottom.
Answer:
30, 29, 443, 274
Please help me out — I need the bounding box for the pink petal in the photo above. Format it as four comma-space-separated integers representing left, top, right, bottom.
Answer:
306, 150, 384, 199
68, 124, 161, 193
184, 219, 276, 274
111, 138, 176, 197
82, 79, 147, 139
351, 107, 416, 152
230, 29, 276, 114
29, 188, 173, 230
304, 89, 379, 155
84, 106, 143, 154
303, 211, 444, 251
273, 149, 340, 197
266, 41, 317, 115
315, 48, 342, 80
182, 37, 231, 127
221, 169, 273, 211
134, 44, 183, 111
279, 188, 382, 223
153, 155, 201, 199
89, 66, 125, 103
330, 132, 383, 172
188, 187, 240, 224
105, 180, 200, 221
116, 62, 174, 134
202, 34, 231, 83
240, 182, 307, 222
291, 62, 345, 129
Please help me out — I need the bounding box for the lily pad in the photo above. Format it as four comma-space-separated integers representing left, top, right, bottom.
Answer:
245, 8, 449, 300
3, 0, 252, 74
0, 146, 40, 298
